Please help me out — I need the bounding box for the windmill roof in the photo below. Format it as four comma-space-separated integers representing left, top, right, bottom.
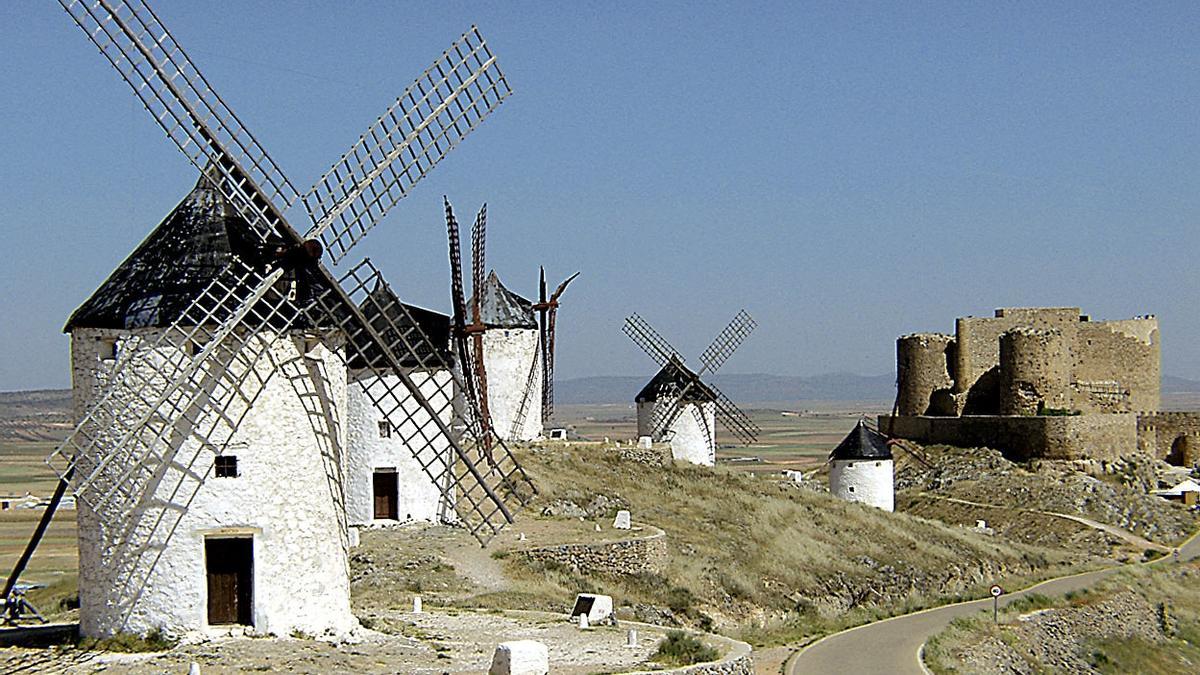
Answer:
350, 284, 452, 370
473, 271, 536, 329
829, 420, 893, 461
635, 361, 717, 403
64, 172, 325, 331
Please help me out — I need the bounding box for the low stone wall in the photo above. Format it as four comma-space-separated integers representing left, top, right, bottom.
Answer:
515, 524, 667, 576
1137, 412, 1200, 465
622, 628, 753, 675
880, 413, 1137, 461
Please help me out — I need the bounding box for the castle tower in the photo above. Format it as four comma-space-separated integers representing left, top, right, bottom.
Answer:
829, 421, 894, 512
635, 362, 718, 466
472, 272, 543, 442
896, 333, 955, 416
345, 288, 456, 526
64, 175, 356, 638
999, 327, 1071, 415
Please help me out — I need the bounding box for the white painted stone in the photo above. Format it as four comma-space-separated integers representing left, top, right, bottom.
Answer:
71, 328, 357, 639
627, 628, 638, 648
613, 510, 631, 530
489, 640, 549, 675
637, 400, 717, 466
345, 369, 456, 526
570, 593, 613, 625
475, 328, 543, 442
594, 523, 601, 532
189, 663, 201, 675
348, 527, 360, 548
413, 596, 422, 614
578, 613, 589, 629
975, 520, 987, 530
638, 436, 652, 449
830, 458, 894, 512
782, 470, 804, 483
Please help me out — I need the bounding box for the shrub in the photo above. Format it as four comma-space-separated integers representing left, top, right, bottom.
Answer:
79, 627, 175, 653
653, 630, 720, 666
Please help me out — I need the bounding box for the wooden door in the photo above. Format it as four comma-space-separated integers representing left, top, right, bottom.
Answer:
373, 471, 398, 520
206, 537, 253, 626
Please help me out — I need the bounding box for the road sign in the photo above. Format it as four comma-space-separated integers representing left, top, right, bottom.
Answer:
990, 585, 1004, 623
990, 585, 1003, 597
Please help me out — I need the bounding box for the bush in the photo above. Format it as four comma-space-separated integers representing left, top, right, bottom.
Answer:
79, 627, 175, 653
653, 630, 720, 666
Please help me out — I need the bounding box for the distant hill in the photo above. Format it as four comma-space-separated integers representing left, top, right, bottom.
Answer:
1163, 375, 1200, 394
556, 372, 896, 404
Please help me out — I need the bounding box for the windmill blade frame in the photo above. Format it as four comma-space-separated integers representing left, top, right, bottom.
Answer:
622, 313, 686, 369
698, 310, 757, 375
445, 199, 485, 441
468, 204, 494, 439
302, 27, 511, 263
540, 271, 580, 424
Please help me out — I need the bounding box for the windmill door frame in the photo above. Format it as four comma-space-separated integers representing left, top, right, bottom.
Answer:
373, 468, 399, 520
205, 535, 254, 627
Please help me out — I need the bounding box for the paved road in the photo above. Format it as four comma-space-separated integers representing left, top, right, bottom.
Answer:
789, 531, 1199, 674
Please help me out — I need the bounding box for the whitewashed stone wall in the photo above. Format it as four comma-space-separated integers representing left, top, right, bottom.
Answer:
830, 459, 895, 512
70, 327, 357, 638
477, 328, 542, 442
636, 400, 717, 466
345, 369, 455, 525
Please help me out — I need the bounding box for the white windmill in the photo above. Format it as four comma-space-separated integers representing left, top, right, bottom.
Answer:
3, 0, 534, 638
623, 311, 761, 465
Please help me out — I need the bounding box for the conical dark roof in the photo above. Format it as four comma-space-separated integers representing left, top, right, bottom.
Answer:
635, 360, 716, 403
472, 271, 536, 329
829, 420, 893, 461
350, 282, 452, 370
63, 172, 323, 331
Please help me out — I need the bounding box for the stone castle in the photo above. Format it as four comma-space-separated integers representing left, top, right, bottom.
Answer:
882, 307, 1199, 466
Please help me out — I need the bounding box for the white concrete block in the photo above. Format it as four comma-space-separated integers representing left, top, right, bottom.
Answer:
570, 593, 613, 625
638, 436, 653, 449
489, 640, 549, 675
613, 510, 631, 530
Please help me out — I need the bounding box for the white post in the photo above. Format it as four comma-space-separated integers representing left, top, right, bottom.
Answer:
413, 595, 423, 614
188, 664, 201, 675
627, 628, 638, 648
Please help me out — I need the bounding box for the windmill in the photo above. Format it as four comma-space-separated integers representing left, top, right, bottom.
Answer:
623, 311, 761, 466
511, 267, 580, 435
446, 202, 550, 443
4, 0, 534, 636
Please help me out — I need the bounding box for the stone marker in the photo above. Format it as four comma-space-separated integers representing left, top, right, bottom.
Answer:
518, 532, 527, 541
613, 510, 631, 530
578, 613, 589, 629
627, 628, 638, 648
975, 520, 987, 530
571, 593, 614, 625
594, 523, 601, 532
638, 436, 653, 449
348, 527, 360, 548
189, 663, 201, 675
413, 595, 423, 614
489, 640, 549, 675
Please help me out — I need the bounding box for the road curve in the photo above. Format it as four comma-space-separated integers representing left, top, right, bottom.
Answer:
788, 531, 1199, 675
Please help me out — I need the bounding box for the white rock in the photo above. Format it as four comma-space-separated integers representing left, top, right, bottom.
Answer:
613, 510, 632, 530
638, 435, 653, 449
489, 640, 549, 675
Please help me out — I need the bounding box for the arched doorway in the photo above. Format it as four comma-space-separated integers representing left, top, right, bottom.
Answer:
1167, 435, 1194, 467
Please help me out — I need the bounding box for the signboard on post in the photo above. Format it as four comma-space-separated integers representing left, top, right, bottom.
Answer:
990, 585, 1004, 623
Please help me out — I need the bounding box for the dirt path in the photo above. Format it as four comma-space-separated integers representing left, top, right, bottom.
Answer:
918, 492, 1169, 552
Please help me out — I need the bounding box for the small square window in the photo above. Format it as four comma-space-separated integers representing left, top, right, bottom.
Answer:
378, 421, 391, 438
848, 485, 855, 493
215, 455, 238, 478
99, 339, 118, 361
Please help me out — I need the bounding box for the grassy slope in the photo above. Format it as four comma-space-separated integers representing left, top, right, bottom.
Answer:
487, 444, 1086, 646
925, 561, 1200, 674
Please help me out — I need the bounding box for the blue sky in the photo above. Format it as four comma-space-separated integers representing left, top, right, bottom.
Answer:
2, 1, 1198, 390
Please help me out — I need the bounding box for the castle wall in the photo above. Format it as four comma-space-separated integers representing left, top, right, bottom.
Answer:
477, 328, 543, 442
345, 369, 455, 526
880, 413, 1137, 461
1071, 319, 1159, 414
70, 327, 356, 639
1137, 412, 1200, 466
952, 308, 1081, 400
896, 333, 954, 416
